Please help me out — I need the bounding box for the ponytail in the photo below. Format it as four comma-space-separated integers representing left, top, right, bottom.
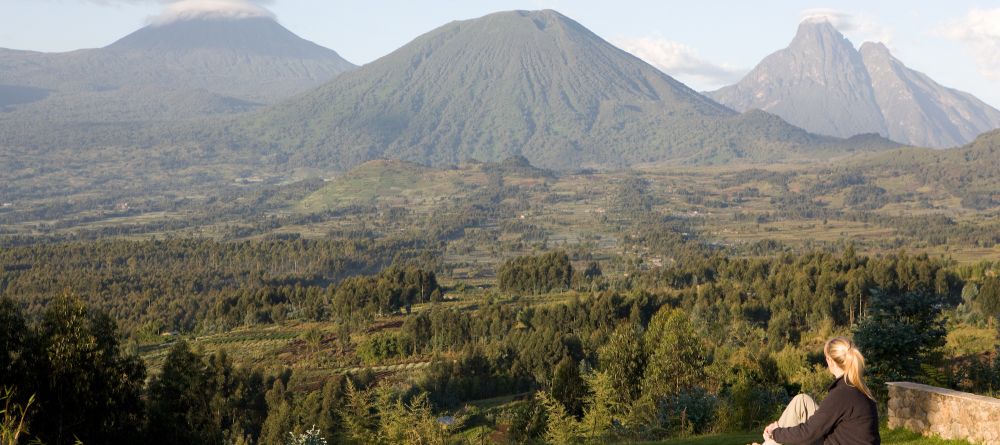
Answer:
825, 337, 874, 400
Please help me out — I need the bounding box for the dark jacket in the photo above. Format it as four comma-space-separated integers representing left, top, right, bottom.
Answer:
772, 377, 880, 445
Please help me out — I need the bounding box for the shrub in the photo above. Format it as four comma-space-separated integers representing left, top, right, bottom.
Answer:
357, 333, 408, 365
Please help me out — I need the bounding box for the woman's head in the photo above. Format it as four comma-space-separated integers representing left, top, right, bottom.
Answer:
824, 337, 874, 400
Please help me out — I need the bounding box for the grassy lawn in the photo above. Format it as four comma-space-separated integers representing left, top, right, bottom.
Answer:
627, 428, 973, 445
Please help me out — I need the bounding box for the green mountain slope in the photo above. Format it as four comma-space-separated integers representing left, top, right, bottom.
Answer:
244, 10, 898, 170
849, 129, 1000, 209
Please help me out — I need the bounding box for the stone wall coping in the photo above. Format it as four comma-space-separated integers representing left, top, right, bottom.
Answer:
887, 381, 1000, 406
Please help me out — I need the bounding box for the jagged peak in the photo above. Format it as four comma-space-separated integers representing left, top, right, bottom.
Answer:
795, 18, 840, 36
791, 18, 854, 50
859, 41, 892, 57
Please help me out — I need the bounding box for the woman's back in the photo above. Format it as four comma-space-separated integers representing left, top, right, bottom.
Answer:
771, 377, 880, 445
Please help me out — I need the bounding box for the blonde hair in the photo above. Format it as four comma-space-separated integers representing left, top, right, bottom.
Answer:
825, 337, 874, 400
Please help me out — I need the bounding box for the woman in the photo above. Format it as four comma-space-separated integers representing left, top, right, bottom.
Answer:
757, 337, 880, 445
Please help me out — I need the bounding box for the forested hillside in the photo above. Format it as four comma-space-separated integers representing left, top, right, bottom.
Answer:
848, 129, 1000, 209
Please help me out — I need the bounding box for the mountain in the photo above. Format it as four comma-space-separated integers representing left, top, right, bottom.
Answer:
859, 42, 1000, 148
708, 20, 886, 139
0, 17, 355, 123
241, 10, 897, 171
101, 17, 356, 102
853, 129, 1000, 209
708, 20, 1000, 148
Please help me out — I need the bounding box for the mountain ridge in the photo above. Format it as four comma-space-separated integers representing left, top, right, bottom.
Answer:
709, 20, 887, 139
708, 19, 1000, 148
237, 10, 898, 171
859, 41, 1000, 148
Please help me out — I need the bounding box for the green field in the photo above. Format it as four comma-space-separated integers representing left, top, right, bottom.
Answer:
6, 156, 1000, 271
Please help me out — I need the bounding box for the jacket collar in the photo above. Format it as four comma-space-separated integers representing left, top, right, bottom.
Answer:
828, 376, 845, 390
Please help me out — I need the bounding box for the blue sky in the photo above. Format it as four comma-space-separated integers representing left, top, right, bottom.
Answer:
3, 0, 999, 107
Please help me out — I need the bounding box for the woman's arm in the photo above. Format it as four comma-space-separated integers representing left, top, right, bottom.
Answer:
771, 392, 845, 444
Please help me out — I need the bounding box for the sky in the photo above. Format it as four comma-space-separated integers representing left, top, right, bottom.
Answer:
2, 0, 1000, 107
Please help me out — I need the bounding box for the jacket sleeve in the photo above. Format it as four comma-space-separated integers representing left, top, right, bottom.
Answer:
772, 391, 844, 444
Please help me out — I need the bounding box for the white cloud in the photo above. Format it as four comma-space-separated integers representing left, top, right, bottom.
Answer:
611, 35, 746, 90
150, 0, 274, 25
800, 8, 894, 48
53, 0, 276, 25
936, 8, 1000, 81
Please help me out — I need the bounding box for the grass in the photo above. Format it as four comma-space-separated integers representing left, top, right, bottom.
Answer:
627, 428, 974, 445
945, 325, 999, 356
627, 433, 758, 445
880, 428, 976, 445
297, 159, 455, 212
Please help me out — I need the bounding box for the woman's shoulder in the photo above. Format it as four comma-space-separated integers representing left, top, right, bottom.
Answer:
826, 378, 870, 402
829, 379, 877, 412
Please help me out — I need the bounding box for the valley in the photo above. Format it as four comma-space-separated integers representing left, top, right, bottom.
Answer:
1, 4, 999, 445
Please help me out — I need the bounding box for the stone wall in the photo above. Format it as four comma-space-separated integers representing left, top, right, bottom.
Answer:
887, 381, 1000, 445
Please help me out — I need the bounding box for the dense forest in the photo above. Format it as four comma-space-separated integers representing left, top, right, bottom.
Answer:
3, 238, 999, 444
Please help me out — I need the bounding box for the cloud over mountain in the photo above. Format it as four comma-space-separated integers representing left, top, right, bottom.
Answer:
53, 0, 277, 25
150, 0, 275, 25
611, 35, 744, 90
800, 8, 894, 49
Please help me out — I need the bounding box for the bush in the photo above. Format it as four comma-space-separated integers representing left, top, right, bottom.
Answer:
716, 379, 787, 432
660, 386, 718, 435
356, 333, 408, 365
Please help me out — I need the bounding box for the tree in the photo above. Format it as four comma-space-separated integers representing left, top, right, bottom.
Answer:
258, 379, 295, 445
376, 389, 446, 445
635, 307, 708, 435
854, 288, 947, 388
498, 251, 573, 294
975, 277, 1000, 326
641, 308, 708, 397
34, 296, 146, 445
146, 341, 225, 445
260, 400, 295, 445
316, 376, 346, 440
147, 342, 266, 445
550, 357, 586, 417
580, 371, 617, 442
598, 322, 646, 413
338, 380, 377, 445
536, 391, 583, 445
0, 299, 30, 395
